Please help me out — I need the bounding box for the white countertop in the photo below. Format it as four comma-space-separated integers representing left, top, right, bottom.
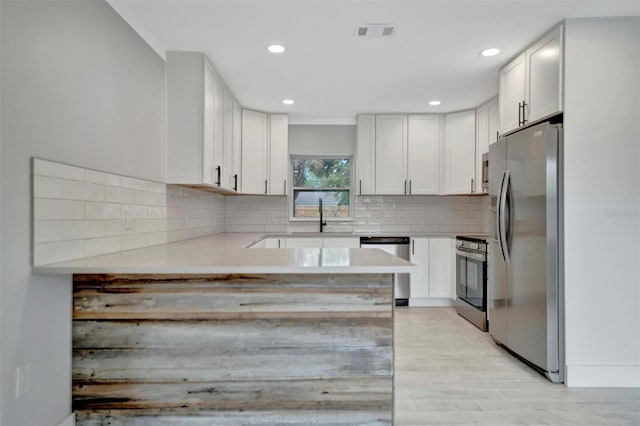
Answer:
34, 233, 417, 275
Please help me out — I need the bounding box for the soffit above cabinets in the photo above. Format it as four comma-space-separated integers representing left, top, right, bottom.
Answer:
107, 0, 638, 123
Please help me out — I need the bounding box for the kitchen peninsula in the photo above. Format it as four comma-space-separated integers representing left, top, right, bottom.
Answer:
36, 234, 415, 425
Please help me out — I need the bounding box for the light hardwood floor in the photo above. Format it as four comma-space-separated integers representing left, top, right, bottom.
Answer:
394, 307, 640, 426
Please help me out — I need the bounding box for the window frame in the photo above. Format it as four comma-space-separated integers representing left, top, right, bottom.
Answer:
289, 154, 354, 221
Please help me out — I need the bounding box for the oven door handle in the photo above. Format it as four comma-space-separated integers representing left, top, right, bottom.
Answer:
456, 249, 486, 262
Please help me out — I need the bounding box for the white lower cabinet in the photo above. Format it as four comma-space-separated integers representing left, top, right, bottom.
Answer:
284, 238, 323, 249
409, 237, 455, 306
322, 237, 360, 248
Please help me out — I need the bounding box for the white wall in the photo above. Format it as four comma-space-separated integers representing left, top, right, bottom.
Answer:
0, 1, 166, 424
564, 17, 640, 387
289, 124, 356, 156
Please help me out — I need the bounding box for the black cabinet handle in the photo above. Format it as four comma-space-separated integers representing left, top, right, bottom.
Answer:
522, 100, 528, 124
412, 240, 415, 255
359, 180, 362, 195
233, 174, 238, 192
404, 179, 407, 195
409, 180, 412, 195
264, 179, 268, 194
215, 166, 221, 186
471, 178, 475, 193
283, 180, 286, 195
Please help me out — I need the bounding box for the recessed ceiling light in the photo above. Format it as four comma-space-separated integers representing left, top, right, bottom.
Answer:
267, 44, 285, 54
282, 99, 295, 105
428, 100, 441, 106
481, 48, 500, 57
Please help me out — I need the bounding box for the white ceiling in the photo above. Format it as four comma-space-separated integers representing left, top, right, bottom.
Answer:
107, 0, 639, 124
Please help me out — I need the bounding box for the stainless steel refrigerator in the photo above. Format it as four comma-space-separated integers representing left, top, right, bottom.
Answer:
488, 121, 564, 383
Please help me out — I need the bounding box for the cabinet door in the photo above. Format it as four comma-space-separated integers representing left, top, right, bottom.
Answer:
284, 238, 323, 249
444, 110, 476, 194
222, 87, 234, 189
322, 238, 360, 248
526, 25, 563, 123
241, 109, 268, 194
232, 99, 242, 192
409, 238, 429, 300
213, 76, 225, 186
407, 115, 440, 195
475, 105, 489, 194
499, 53, 526, 134
202, 60, 216, 185
487, 98, 499, 145
428, 238, 454, 298
269, 114, 288, 195
356, 115, 376, 195
375, 115, 408, 195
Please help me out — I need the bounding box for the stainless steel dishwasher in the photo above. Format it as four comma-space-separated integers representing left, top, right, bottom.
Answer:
360, 236, 411, 306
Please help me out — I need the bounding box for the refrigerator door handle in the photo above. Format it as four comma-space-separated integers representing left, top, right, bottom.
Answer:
499, 170, 511, 263
496, 170, 505, 259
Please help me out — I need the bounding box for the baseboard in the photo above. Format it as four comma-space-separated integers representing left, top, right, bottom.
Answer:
408, 298, 455, 307
55, 412, 75, 426
566, 364, 640, 387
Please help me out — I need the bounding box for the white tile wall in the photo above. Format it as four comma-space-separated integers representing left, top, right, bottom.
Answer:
33, 159, 225, 265
225, 195, 489, 235
33, 158, 489, 265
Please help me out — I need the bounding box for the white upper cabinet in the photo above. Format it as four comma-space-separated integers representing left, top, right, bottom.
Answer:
444, 110, 476, 194
222, 87, 235, 190
241, 109, 269, 194
232, 99, 242, 192
375, 115, 408, 195
487, 98, 499, 145
499, 53, 527, 135
407, 115, 441, 195
269, 114, 289, 196
241, 110, 288, 195
499, 25, 564, 134
525, 25, 563, 123
356, 115, 376, 195
166, 51, 238, 192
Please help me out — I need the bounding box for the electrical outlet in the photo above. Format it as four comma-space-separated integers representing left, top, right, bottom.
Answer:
125, 209, 133, 230
16, 362, 31, 398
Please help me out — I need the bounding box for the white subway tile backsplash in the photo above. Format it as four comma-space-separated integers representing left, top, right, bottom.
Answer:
85, 202, 122, 220
34, 159, 85, 181
34, 221, 63, 243
34, 176, 63, 199
33, 159, 225, 265
105, 186, 137, 204
62, 220, 105, 240
35, 240, 85, 265
85, 236, 121, 257
35, 199, 85, 220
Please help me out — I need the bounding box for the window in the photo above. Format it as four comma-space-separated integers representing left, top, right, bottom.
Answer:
291, 157, 352, 219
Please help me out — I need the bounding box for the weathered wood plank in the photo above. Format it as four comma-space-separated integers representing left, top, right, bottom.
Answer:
73, 318, 392, 349
73, 346, 393, 382
73, 273, 394, 290
72, 273, 394, 424
73, 377, 392, 410
76, 410, 392, 426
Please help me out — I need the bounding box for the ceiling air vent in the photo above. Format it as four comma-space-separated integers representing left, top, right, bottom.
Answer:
354, 24, 396, 38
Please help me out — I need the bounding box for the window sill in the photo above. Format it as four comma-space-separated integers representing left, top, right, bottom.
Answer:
288, 218, 354, 223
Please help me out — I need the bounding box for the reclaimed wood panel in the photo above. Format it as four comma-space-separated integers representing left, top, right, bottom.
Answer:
76, 410, 392, 425
73, 273, 393, 425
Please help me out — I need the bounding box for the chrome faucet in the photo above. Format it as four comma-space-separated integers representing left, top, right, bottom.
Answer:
319, 198, 327, 233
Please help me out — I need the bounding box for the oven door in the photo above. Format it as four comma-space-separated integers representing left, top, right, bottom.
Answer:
456, 248, 487, 311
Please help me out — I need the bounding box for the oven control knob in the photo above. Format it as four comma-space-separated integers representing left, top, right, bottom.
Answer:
471, 243, 479, 250
456, 241, 462, 247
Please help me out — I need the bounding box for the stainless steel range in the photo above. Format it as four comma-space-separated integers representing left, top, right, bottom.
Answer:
455, 236, 488, 331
